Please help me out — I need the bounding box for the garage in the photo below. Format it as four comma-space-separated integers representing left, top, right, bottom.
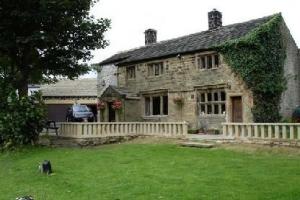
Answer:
40, 78, 98, 122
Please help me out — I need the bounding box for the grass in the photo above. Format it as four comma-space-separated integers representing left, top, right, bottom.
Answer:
0, 140, 300, 200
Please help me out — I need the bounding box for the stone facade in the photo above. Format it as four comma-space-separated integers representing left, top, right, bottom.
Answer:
98, 13, 300, 130
116, 51, 253, 130
280, 22, 300, 117
99, 86, 141, 122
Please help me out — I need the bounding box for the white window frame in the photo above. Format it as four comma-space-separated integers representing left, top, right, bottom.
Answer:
196, 53, 220, 70
126, 65, 136, 80
147, 62, 164, 77
197, 89, 226, 116
144, 94, 168, 116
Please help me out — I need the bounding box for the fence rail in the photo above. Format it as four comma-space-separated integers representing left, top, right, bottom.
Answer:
59, 122, 188, 138
222, 123, 300, 140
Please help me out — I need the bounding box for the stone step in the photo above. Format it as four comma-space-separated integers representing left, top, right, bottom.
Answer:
180, 142, 215, 148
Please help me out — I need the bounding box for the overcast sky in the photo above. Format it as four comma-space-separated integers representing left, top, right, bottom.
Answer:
83, 0, 300, 77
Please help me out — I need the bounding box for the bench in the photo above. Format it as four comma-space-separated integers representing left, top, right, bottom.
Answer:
45, 120, 59, 136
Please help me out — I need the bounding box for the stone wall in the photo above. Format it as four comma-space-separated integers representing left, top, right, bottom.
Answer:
123, 98, 142, 122
280, 22, 300, 117
117, 51, 254, 130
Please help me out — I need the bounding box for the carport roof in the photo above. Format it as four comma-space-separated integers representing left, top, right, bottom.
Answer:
41, 78, 97, 97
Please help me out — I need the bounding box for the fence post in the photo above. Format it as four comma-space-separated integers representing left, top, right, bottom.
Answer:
183, 122, 188, 136
290, 126, 294, 139
222, 124, 227, 136
267, 125, 272, 139
282, 125, 287, 139
275, 125, 280, 139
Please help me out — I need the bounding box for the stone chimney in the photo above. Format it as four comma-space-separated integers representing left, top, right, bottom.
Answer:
144, 29, 157, 45
208, 9, 222, 30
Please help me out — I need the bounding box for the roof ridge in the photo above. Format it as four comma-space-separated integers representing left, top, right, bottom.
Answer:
107, 13, 277, 56
99, 13, 278, 65
145, 13, 277, 47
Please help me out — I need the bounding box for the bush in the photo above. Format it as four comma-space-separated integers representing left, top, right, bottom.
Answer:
0, 89, 46, 149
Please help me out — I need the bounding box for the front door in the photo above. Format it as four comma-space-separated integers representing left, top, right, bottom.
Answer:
231, 96, 242, 122
108, 102, 116, 122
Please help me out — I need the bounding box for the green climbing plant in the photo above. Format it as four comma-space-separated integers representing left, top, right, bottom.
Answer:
215, 14, 286, 122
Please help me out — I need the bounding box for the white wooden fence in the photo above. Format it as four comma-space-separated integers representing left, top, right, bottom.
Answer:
59, 122, 188, 138
222, 123, 300, 140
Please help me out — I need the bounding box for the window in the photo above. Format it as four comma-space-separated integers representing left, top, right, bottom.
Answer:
207, 56, 212, 69
207, 93, 212, 101
126, 66, 136, 79
198, 89, 226, 115
214, 54, 219, 67
148, 62, 164, 76
200, 93, 205, 102
152, 96, 161, 115
144, 94, 168, 116
221, 91, 226, 101
197, 53, 219, 69
201, 57, 206, 68
145, 97, 150, 116
214, 92, 218, 101
163, 96, 168, 115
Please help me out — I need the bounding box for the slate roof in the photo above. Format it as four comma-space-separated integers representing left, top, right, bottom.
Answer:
41, 78, 97, 97
99, 14, 276, 66
100, 85, 139, 98
111, 86, 139, 97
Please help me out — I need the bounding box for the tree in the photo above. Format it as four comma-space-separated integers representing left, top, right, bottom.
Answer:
0, 0, 110, 96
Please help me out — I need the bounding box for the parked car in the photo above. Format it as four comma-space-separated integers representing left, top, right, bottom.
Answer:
66, 104, 95, 122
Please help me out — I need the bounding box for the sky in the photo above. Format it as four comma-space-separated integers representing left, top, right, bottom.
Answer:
83, 0, 300, 77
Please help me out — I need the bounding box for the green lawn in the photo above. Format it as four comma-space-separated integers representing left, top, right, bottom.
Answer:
0, 141, 300, 200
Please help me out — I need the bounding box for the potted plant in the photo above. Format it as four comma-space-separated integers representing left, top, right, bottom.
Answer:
97, 100, 106, 110
173, 96, 184, 106
112, 99, 122, 110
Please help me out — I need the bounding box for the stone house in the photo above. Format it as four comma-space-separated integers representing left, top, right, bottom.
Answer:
98, 9, 300, 130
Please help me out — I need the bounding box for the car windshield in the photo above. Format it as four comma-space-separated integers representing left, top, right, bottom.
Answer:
73, 105, 89, 112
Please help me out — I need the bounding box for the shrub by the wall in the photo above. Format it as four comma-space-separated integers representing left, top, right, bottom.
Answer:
0, 86, 46, 149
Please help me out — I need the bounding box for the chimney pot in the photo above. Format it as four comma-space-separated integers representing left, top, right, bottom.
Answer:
144, 29, 157, 45
208, 9, 222, 30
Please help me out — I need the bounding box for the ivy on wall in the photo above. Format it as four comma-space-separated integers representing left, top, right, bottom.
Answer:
215, 14, 286, 122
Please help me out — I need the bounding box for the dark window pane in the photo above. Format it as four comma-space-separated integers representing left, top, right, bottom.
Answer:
152, 96, 161, 115
200, 105, 205, 113
163, 95, 168, 115
207, 56, 212, 69
221, 91, 226, 101
145, 97, 150, 116
214, 92, 218, 101
207, 104, 212, 114
155, 64, 159, 76
200, 93, 205, 102
201, 57, 206, 69
207, 93, 212, 101
214, 104, 219, 114
160, 63, 164, 74
127, 66, 135, 79
221, 104, 226, 114
214, 55, 219, 67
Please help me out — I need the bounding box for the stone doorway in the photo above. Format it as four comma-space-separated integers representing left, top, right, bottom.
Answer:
231, 96, 243, 122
